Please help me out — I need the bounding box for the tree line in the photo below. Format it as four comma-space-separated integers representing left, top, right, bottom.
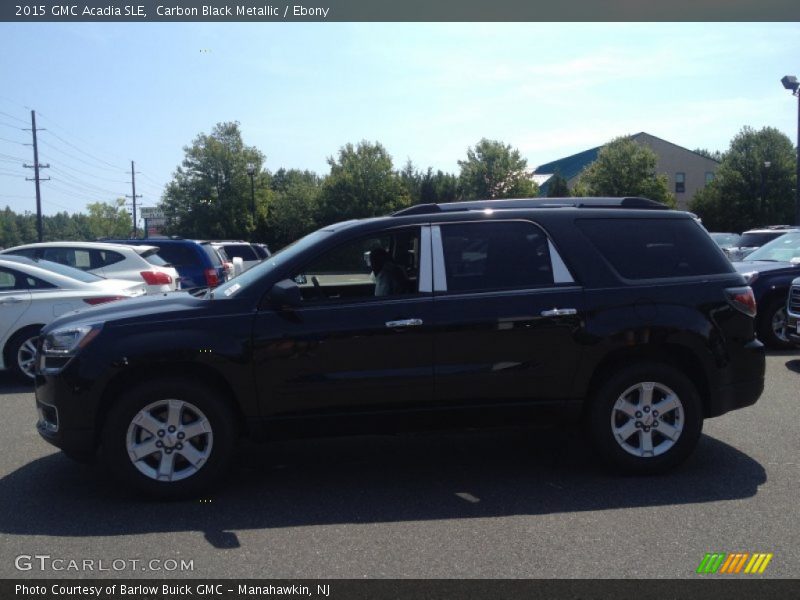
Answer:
1, 122, 795, 250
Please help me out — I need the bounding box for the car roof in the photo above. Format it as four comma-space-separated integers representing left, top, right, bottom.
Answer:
3, 241, 158, 254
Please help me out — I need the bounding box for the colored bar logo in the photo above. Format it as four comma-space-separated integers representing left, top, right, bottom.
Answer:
696, 553, 773, 574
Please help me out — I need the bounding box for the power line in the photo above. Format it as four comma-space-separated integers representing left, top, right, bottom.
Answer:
42, 128, 128, 172
38, 139, 124, 174
0, 120, 24, 131
49, 176, 121, 198
0, 151, 27, 162
46, 161, 129, 184
0, 110, 28, 125
36, 110, 132, 168
0, 135, 26, 145
50, 167, 124, 196
0, 169, 25, 177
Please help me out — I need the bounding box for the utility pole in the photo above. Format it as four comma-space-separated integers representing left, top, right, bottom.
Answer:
127, 161, 142, 238
23, 110, 49, 242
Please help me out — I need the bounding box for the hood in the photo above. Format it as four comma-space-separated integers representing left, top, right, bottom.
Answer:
732, 261, 799, 275
43, 291, 207, 333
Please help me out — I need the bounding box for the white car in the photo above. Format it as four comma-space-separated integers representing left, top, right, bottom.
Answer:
0, 241, 180, 294
0, 256, 146, 381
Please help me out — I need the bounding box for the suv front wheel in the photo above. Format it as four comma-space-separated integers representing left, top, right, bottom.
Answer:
102, 379, 237, 498
588, 363, 703, 474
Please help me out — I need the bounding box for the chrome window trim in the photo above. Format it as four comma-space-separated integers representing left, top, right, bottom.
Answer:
418, 225, 433, 293
431, 225, 447, 292
548, 239, 575, 284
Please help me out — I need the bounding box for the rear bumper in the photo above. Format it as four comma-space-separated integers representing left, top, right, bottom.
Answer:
706, 339, 765, 418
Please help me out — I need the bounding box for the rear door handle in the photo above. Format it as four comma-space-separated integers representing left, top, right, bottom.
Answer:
386, 318, 423, 328
540, 308, 577, 317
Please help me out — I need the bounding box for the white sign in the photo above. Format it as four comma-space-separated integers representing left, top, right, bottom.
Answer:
140, 207, 164, 219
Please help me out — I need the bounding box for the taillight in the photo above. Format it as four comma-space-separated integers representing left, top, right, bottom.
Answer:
205, 268, 219, 287
725, 286, 757, 317
83, 296, 127, 306
140, 270, 173, 285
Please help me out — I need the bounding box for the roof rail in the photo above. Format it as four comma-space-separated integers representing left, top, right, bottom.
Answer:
392, 197, 668, 217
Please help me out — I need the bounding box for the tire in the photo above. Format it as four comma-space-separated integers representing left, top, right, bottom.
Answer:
5, 326, 41, 383
101, 378, 237, 499
588, 363, 703, 474
757, 297, 794, 350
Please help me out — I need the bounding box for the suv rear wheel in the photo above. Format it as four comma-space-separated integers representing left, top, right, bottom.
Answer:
588, 363, 703, 474
102, 379, 237, 498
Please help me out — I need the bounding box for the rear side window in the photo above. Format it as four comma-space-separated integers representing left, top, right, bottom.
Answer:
202, 244, 223, 267
222, 244, 258, 261
154, 244, 199, 267
139, 248, 168, 266
577, 218, 733, 279
99, 250, 125, 267
440, 221, 554, 292
42, 247, 94, 270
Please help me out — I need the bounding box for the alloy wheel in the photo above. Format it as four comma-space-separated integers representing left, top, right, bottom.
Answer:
610, 381, 684, 458
126, 399, 213, 482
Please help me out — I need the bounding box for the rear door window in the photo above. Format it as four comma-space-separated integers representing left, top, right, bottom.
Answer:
154, 245, 198, 267
577, 218, 734, 279
440, 221, 555, 292
222, 244, 258, 261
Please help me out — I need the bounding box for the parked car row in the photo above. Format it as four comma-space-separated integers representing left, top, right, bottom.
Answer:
0, 238, 270, 380
0, 256, 146, 380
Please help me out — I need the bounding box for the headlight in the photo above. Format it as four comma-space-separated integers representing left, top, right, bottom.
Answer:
42, 324, 102, 356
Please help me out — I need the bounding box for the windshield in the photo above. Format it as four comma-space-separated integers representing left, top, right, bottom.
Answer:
744, 233, 800, 262
710, 233, 740, 247
31, 259, 105, 282
738, 232, 790, 247
212, 230, 330, 297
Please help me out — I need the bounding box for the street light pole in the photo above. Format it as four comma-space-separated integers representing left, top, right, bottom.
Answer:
246, 163, 256, 219
781, 75, 800, 225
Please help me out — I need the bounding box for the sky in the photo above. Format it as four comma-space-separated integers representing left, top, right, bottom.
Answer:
0, 22, 799, 226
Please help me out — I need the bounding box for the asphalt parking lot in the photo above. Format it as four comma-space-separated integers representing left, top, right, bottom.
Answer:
0, 351, 798, 580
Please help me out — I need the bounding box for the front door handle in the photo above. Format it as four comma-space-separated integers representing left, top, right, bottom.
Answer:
540, 308, 577, 317
386, 318, 423, 328
0, 297, 24, 305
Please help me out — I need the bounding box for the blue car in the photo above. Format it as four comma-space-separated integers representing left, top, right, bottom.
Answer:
733, 231, 800, 349
103, 238, 227, 290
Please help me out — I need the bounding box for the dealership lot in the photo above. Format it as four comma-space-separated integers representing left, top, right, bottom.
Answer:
0, 350, 798, 579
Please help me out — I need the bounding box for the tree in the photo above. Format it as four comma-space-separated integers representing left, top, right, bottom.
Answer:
572, 136, 675, 207
262, 168, 322, 250
693, 148, 724, 162
86, 198, 132, 239
690, 126, 796, 232
399, 164, 462, 205
318, 141, 411, 225
458, 138, 538, 200
546, 170, 571, 197
161, 122, 267, 239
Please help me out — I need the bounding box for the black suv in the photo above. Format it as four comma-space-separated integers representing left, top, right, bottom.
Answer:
35, 198, 765, 497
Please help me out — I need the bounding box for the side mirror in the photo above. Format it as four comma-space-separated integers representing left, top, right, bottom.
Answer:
269, 279, 302, 309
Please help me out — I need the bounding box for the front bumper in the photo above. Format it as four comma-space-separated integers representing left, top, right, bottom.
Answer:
34, 357, 111, 460
787, 311, 800, 344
